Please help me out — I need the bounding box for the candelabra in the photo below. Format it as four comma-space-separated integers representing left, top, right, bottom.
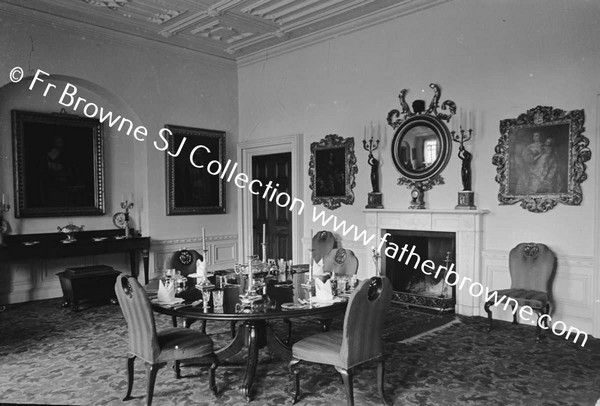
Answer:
451, 124, 477, 210
371, 247, 381, 276
0, 200, 10, 247
120, 199, 134, 238
363, 130, 383, 209
235, 255, 262, 306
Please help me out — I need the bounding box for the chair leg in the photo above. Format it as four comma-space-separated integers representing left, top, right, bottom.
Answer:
335, 366, 354, 406
171, 316, 177, 327
484, 300, 493, 332
289, 358, 301, 404
283, 318, 292, 344
376, 358, 391, 406
146, 363, 162, 406
174, 360, 181, 379
230, 321, 237, 338
123, 355, 135, 401
511, 305, 518, 325
201, 320, 207, 334
208, 353, 219, 397
536, 303, 550, 342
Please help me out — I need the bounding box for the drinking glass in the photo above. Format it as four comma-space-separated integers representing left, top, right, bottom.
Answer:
213, 289, 224, 308
201, 290, 212, 309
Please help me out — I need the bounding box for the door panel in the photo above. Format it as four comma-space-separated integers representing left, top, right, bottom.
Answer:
251, 152, 292, 261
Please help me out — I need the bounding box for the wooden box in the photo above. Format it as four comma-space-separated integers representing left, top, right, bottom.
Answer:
57, 265, 121, 311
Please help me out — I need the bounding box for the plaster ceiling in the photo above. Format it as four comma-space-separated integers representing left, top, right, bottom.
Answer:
2, 0, 449, 64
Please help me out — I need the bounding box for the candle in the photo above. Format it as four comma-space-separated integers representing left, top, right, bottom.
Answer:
262, 223, 266, 245
202, 227, 206, 252
121, 194, 124, 203
130, 193, 134, 204
1, 194, 4, 205
363, 125, 366, 141
377, 122, 381, 140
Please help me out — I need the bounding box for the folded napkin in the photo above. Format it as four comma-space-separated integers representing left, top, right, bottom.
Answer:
196, 258, 208, 279
312, 259, 324, 275
312, 277, 334, 302
157, 280, 183, 304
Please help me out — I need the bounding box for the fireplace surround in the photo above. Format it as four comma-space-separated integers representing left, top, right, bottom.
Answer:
364, 208, 488, 316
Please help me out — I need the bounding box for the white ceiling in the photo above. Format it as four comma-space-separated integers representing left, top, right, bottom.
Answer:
2, 0, 449, 65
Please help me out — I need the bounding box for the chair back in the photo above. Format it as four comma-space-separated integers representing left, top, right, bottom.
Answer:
340, 276, 392, 368
509, 243, 556, 293
322, 248, 359, 276
114, 275, 160, 363
312, 231, 337, 263
166, 249, 203, 277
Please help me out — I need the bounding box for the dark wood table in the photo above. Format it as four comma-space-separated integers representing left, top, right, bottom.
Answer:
0, 229, 150, 281
148, 277, 347, 402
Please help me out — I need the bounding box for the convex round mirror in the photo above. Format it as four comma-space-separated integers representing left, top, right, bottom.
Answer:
391, 114, 452, 181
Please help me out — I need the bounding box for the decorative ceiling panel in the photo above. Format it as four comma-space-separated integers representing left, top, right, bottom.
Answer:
1, 0, 451, 63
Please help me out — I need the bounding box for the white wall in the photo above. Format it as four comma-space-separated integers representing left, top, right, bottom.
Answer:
0, 11, 239, 303
238, 0, 600, 336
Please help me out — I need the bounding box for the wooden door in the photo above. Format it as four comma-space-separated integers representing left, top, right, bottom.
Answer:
251, 152, 292, 262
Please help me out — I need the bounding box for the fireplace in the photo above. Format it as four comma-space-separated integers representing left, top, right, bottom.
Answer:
383, 230, 456, 312
364, 208, 488, 316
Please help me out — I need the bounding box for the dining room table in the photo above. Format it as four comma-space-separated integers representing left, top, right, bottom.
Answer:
146, 272, 349, 402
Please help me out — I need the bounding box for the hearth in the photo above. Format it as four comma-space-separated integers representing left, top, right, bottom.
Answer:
383, 230, 456, 312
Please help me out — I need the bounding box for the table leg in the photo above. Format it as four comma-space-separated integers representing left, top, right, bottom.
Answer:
242, 321, 259, 402
142, 248, 149, 283
129, 251, 138, 279
265, 322, 291, 361
215, 324, 247, 362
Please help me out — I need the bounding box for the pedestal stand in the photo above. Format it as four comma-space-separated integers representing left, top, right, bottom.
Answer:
456, 191, 477, 210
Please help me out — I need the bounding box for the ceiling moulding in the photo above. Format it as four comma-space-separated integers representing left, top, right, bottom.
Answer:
236, 0, 451, 68
0, 2, 237, 69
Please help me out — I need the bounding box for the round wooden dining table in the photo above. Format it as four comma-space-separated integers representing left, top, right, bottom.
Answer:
147, 276, 348, 402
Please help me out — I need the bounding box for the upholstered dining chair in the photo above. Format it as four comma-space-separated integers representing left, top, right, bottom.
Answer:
289, 276, 393, 406
484, 242, 557, 341
115, 275, 219, 406
322, 247, 359, 277
312, 230, 338, 263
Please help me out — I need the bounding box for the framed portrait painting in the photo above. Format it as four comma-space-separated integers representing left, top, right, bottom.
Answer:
165, 125, 226, 215
492, 105, 591, 213
12, 110, 105, 218
308, 134, 358, 210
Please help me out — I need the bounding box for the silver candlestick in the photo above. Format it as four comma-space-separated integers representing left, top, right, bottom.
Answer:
120, 199, 134, 238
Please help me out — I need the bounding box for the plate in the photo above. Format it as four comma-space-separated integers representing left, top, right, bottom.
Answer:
113, 212, 127, 229
281, 302, 305, 310
114, 235, 126, 240
22, 241, 40, 246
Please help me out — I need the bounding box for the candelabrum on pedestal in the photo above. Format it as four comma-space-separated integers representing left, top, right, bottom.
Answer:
0, 201, 10, 247
371, 247, 381, 276
451, 126, 477, 210
363, 132, 384, 209
120, 199, 134, 238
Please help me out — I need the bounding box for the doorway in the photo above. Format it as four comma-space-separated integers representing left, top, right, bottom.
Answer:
251, 153, 292, 261
237, 134, 304, 264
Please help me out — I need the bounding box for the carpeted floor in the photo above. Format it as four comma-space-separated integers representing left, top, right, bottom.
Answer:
1, 299, 599, 406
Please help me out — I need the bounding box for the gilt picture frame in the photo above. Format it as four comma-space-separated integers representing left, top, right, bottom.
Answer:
309, 134, 357, 210
165, 125, 226, 215
492, 105, 590, 213
12, 110, 105, 218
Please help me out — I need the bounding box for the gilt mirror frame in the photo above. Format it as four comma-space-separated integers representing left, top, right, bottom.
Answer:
387, 84, 455, 208
492, 105, 590, 213
309, 134, 357, 210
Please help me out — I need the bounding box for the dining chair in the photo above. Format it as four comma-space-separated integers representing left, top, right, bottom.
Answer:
289, 276, 393, 406
115, 275, 219, 406
166, 248, 202, 277
312, 230, 338, 263
484, 242, 557, 341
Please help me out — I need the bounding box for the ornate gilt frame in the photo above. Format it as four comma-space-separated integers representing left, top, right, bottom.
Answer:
309, 134, 357, 210
492, 105, 590, 213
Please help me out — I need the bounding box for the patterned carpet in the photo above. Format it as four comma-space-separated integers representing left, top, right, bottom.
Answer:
1, 299, 599, 406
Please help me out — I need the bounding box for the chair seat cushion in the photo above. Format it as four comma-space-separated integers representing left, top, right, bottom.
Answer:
493, 289, 549, 310
156, 327, 214, 363
292, 330, 344, 368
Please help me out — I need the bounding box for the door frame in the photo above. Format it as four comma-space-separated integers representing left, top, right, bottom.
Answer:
237, 134, 304, 264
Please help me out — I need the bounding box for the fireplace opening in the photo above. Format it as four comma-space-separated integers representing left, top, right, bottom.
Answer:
383, 230, 456, 312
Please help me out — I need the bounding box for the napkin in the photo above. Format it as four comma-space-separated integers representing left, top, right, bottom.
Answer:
157, 280, 183, 304
196, 258, 208, 279
313, 277, 334, 302
312, 259, 324, 275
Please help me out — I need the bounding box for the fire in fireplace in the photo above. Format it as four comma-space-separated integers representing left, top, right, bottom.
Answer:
383, 230, 456, 312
